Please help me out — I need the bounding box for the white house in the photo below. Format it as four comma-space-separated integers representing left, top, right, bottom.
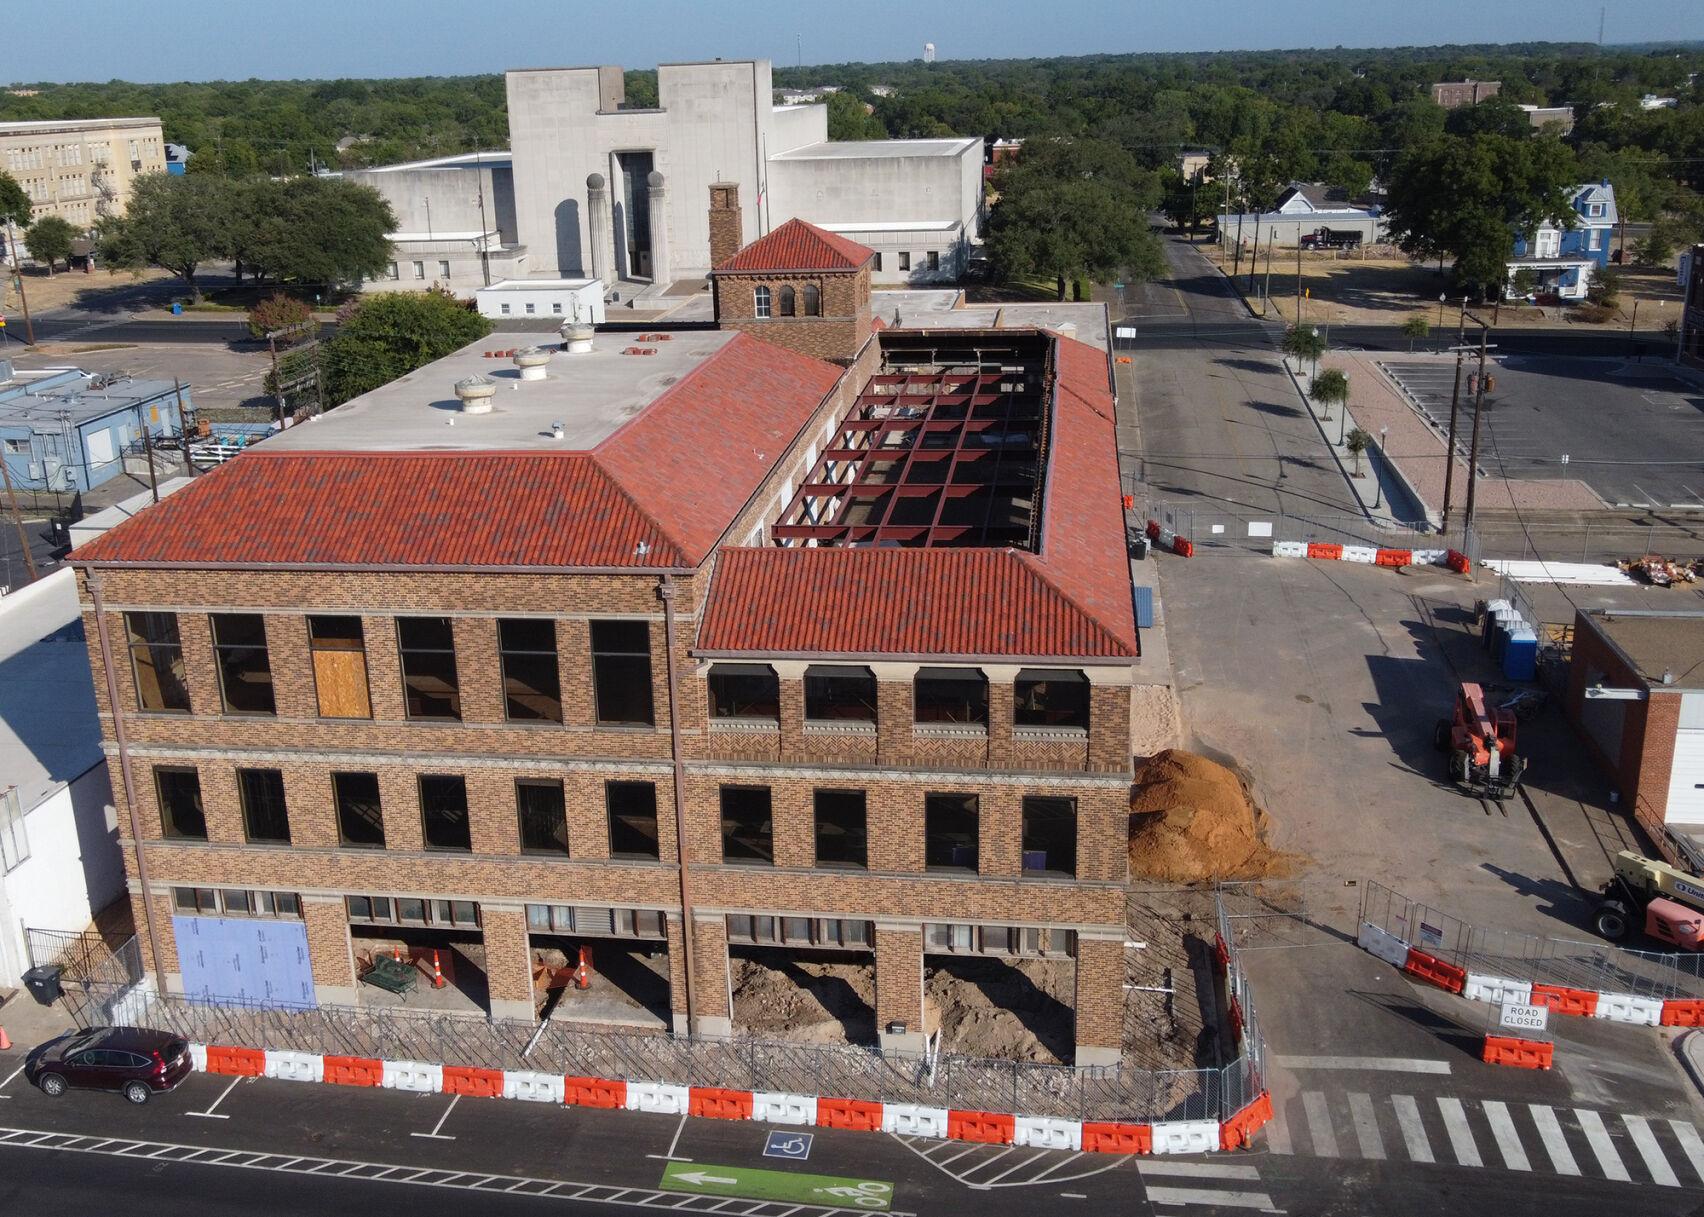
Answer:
0, 569, 125, 989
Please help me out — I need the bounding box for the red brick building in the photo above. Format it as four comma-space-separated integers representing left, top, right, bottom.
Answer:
71, 218, 1140, 1065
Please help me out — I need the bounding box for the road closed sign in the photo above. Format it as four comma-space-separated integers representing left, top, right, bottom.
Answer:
1498, 1001, 1549, 1033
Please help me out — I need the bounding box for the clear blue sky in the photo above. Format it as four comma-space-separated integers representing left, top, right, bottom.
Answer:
9, 0, 1702, 83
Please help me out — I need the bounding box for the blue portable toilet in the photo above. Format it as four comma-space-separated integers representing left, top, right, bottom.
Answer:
1503, 628, 1538, 682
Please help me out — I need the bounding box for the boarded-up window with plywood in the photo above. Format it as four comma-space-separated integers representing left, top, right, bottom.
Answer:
308, 616, 371, 719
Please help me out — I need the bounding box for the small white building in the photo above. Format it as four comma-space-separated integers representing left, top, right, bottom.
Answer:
0, 569, 125, 989
474, 279, 606, 323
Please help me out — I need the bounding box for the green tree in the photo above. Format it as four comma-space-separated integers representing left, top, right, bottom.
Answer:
1309, 367, 1349, 422
1159, 169, 1216, 239
824, 91, 883, 141
1345, 426, 1373, 477
321, 289, 491, 406
1400, 315, 1430, 351
985, 137, 1164, 298
248, 176, 395, 289
97, 173, 236, 303
1281, 324, 1326, 375
1383, 133, 1580, 299
23, 215, 76, 275
0, 171, 30, 236
1586, 265, 1621, 307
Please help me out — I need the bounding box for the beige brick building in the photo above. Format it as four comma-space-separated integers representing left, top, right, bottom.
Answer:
1, 117, 167, 231
71, 217, 1140, 1067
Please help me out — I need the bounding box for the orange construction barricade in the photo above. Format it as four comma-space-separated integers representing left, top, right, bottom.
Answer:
689, 1087, 754, 1120
949, 1110, 1016, 1144
323, 1055, 383, 1087
1082, 1122, 1152, 1154
816, 1097, 883, 1131
441, 1066, 505, 1098
564, 1076, 627, 1108
204, 1045, 265, 1077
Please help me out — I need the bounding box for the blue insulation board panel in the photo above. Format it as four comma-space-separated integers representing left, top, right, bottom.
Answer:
172, 916, 317, 1008
1133, 586, 1155, 630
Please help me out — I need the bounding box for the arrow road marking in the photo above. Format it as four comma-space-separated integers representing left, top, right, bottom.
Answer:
674, 1171, 739, 1186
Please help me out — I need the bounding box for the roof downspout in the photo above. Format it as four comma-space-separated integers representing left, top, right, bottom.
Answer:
85, 571, 168, 987
658, 574, 696, 1034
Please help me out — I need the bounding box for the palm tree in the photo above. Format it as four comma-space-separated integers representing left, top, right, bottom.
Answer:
1345, 427, 1374, 478
1401, 315, 1430, 352
1281, 324, 1326, 377
1310, 368, 1349, 423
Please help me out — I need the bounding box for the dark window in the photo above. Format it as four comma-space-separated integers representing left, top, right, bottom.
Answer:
499, 619, 561, 722
517, 779, 568, 855
872, 253, 883, 272
398, 617, 461, 720
308, 616, 370, 718
914, 667, 988, 725
927, 251, 940, 271
754, 285, 771, 318
418, 775, 471, 851
708, 663, 779, 720
804, 665, 877, 721
333, 772, 385, 848
802, 283, 821, 316
210, 614, 275, 715
898, 252, 911, 272
814, 790, 867, 868
778, 285, 796, 316
125, 612, 190, 712
591, 620, 654, 726
1022, 797, 1077, 877
720, 785, 773, 864
1014, 669, 1090, 728
925, 793, 978, 871
607, 781, 660, 858
237, 768, 290, 843
154, 767, 206, 840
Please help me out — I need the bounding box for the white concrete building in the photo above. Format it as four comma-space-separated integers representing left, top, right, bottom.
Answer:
0, 569, 125, 989
341, 152, 525, 293
474, 278, 605, 322
504, 60, 984, 287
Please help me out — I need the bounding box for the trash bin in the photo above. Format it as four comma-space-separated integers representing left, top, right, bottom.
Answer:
22, 964, 64, 1006
171, 302, 183, 315
1128, 534, 1150, 560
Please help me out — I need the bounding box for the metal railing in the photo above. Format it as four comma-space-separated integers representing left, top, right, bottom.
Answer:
1359, 879, 1704, 1002
1141, 498, 1447, 557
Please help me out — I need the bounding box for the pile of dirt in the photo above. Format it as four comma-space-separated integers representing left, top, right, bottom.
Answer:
730, 952, 876, 1044
926, 957, 1074, 1064
1129, 749, 1287, 882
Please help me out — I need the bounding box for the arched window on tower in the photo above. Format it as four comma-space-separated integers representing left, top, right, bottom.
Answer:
778, 285, 796, 316
802, 284, 821, 316
754, 285, 771, 318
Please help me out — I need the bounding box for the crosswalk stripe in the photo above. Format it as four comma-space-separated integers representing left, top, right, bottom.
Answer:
1575, 1109, 1631, 1182
1528, 1105, 1580, 1176
1143, 1185, 1278, 1210
1303, 1091, 1339, 1158
1623, 1115, 1679, 1187
1390, 1095, 1433, 1163
1669, 1120, 1704, 1184
1137, 1162, 1263, 1180
1347, 1092, 1385, 1160
1437, 1097, 1482, 1167
1482, 1102, 1530, 1172
1263, 1097, 1293, 1156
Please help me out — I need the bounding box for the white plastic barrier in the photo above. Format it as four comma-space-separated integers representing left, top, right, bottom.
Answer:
1150, 1119, 1220, 1155
882, 1103, 950, 1139
1272, 540, 1309, 558
1014, 1116, 1083, 1151
625, 1081, 691, 1115
754, 1092, 818, 1126
1358, 922, 1412, 968
503, 1070, 567, 1103
188, 1043, 208, 1073
1341, 546, 1379, 564
1463, 975, 1532, 1005
1594, 993, 1663, 1026
1412, 549, 1449, 565
264, 1050, 324, 1083
382, 1060, 444, 1093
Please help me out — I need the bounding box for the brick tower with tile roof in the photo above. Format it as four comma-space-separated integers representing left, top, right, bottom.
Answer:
711, 216, 875, 365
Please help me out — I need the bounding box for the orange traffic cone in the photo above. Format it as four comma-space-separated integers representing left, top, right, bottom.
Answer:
573, 947, 591, 990
431, 950, 446, 989
0, 1025, 10, 1051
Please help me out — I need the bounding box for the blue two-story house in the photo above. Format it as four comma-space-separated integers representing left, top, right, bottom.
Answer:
1505, 180, 1617, 301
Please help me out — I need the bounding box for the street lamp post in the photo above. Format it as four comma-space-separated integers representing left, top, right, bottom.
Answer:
1438, 293, 1446, 328
1628, 297, 1640, 358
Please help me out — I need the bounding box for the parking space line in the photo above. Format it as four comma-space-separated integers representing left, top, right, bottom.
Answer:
187, 1074, 244, 1120
645, 1111, 692, 1162
1025, 1152, 1087, 1184
934, 1142, 989, 1168
411, 1093, 460, 1141
0, 1064, 23, 1097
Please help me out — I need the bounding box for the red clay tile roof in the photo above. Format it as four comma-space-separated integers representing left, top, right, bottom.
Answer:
713, 218, 875, 274
697, 547, 1135, 658
696, 332, 1139, 660
73, 332, 841, 571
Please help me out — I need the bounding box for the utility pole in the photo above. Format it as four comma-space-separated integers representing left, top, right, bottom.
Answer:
1440, 302, 1467, 536
1, 449, 39, 585
1262, 228, 1274, 315
141, 408, 159, 504
1462, 318, 1493, 546
1295, 238, 1303, 324
1247, 220, 1261, 295
5, 222, 36, 345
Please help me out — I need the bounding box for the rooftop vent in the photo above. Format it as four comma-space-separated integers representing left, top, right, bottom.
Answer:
453, 374, 497, 414
513, 346, 552, 381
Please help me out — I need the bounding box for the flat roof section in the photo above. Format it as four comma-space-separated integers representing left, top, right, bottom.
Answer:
769, 138, 980, 160
0, 372, 182, 428
0, 570, 104, 815
1588, 612, 1704, 691
262, 329, 740, 454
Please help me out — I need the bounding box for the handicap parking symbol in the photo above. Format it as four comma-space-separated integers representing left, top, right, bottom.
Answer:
763, 1130, 813, 1161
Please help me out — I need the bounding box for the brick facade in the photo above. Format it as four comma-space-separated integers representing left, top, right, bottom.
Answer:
1565, 610, 1689, 824
713, 266, 873, 364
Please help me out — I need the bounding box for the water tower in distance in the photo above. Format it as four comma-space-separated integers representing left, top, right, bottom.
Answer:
923, 42, 936, 63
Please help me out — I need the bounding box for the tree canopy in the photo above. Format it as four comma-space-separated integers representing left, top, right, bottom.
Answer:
249, 176, 396, 286
24, 215, 76, 275
98, 173, 234, 302
321, 290, 491, 406
0, 172, 30, 232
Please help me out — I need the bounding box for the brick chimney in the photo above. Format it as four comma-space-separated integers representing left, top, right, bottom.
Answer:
708, 183, 742, 270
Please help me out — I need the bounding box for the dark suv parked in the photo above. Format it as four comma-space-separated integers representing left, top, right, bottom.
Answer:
25, 1026, 193, 1104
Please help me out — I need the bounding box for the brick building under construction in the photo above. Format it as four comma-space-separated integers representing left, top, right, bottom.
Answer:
70, 212, 1142, 1066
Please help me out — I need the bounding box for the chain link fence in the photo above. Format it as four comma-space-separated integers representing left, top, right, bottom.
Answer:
1359, 879, 1704, 1002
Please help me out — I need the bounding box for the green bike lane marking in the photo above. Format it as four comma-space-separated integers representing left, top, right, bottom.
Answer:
660, 1161, 895, 1210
